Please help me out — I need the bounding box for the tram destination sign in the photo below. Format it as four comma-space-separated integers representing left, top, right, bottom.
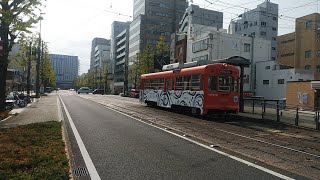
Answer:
219, 70, 233, 75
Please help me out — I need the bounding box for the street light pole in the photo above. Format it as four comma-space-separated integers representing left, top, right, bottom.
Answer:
35, 12, 44, 98
99, 67, 102, 89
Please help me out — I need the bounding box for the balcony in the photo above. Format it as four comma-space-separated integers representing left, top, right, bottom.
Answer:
117, 52, 126, 59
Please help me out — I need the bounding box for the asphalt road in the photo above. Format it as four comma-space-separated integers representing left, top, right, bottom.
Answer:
60, 93, 287, 180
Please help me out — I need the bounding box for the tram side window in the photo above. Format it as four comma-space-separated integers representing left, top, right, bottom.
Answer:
191, 74, 201, 91
166, 79, 171, 91
208, 76, 218, 92
151, 78, 160, 90
159, 78, 164, 90
232, 77, 239, 92
218, 77, 231, 92
145, 79, 150, 89
175, 76, 183, 90
184, 76, 191, 90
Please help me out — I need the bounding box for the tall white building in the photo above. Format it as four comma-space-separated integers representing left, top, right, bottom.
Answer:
229, 0, 278, 61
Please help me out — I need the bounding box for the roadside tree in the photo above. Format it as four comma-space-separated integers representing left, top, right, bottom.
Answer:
0, 0, 44, 111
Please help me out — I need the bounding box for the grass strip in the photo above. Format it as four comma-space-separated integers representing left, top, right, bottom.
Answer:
0, 121, 69, 179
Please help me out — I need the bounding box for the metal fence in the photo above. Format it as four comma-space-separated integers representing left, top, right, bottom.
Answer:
244, 98, 320, 130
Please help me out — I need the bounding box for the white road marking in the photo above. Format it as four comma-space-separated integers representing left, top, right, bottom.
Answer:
98, 104, 294, 180
59, 95, 101, 180
57, 96, 63, 122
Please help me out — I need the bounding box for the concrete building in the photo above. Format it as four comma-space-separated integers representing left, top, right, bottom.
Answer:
128, 0, 188, 66
50, 54, 79, 89
188, 25, 271, 93
278, 13, 320, 79
256, 61, 313, 100
179, 4, 223, 33
90, 38, 110, 70
229, 0, 278, 61
114, 26, 130, 95
111, 21, 131, 74
171, 4, 223, 63
93, 44, 110, 69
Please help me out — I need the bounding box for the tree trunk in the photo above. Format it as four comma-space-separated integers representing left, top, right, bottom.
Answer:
0, 58, 8, 112
0, 16, 10, 112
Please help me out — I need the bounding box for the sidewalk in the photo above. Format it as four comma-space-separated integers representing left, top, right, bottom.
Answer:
0, 93, 61, 127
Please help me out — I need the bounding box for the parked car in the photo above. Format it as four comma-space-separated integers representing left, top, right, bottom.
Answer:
77, 87, 90, 94
93, 89, 104, 95
130, 89, 140, 98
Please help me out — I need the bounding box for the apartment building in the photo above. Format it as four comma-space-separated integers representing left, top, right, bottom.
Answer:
278, 13, 320, 79
229, 0, 278, 61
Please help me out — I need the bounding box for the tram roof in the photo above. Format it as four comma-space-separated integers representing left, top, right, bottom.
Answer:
162, 56, 250, 71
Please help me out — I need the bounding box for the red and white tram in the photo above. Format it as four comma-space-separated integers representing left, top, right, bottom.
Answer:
140, 63, 240, 115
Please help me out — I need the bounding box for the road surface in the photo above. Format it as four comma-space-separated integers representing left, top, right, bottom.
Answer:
59, 91, 294, 180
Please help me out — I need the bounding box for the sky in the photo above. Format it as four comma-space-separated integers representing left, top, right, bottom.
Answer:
40, 0, 320, 74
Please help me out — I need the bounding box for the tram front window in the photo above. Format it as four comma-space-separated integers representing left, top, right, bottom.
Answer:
218, 76, 230, 92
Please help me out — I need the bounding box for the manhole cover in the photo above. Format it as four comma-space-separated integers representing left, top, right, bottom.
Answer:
73, 167, 89, 177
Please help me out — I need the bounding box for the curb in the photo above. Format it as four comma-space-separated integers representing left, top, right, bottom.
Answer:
0, 115, 14, 123
57, 95, 75, 180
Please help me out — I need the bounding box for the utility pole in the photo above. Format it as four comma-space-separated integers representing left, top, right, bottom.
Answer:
99, 67, 102, 89
36, 13, 44, 98
41, 41, 44, 91
35, 39, 41, 98
124, 57, 128, 96
27, 41, 32, 95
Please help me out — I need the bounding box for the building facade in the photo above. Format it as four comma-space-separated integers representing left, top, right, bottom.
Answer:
50, 54, 79, 89
229, 0, 278, 61
278, 13, 320, 79
256, 61, 313, 100
171, 4, 223, 63
90, 38, 110, 69
179, 4, 223, 33
128, 0, 188, 66
188, 25, 271, 93
111, 21, 131, 75
114, 26, 130, 95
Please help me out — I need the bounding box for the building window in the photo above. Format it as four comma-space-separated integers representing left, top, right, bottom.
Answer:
263, 80, 269, 85
272, 27, 277, 31
178, 47, 183, 56
306, 21, 312, 29
305, 50, 312, 58
305, 65, 311, 70
272, 47, 276, 50
273, 17, 277, 21
251, 32, 255, 36
265, 66, 271, 70
272, 37, 276, 41
298, 79, 303, 81
261, 21, 266, 27
278, 79, 285, 84
192, 39, 209, 52
260, 31, 266, 36
317, 65, 320, 72
244, 43, 250, 52
272, 57, 276, 60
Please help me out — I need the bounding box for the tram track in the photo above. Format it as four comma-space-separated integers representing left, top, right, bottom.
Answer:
81, 95, 320, 179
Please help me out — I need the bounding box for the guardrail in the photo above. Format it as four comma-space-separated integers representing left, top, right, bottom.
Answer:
244, 98, 320, 130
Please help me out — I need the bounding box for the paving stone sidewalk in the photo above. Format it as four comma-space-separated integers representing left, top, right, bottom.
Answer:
0, 93, 61, 127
